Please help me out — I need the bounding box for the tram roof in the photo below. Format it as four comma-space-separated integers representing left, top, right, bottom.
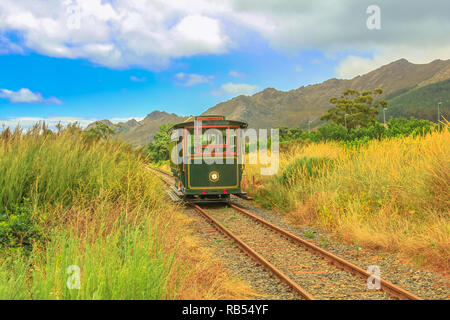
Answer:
170, 116, 248, 130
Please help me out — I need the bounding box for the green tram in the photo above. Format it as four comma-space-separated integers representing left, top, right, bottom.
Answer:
169, 115, 249, 202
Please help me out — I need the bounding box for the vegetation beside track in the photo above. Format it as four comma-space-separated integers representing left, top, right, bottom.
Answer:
243, 122, 449, 271
277, 117, 436, 147
0, 123, 253, 299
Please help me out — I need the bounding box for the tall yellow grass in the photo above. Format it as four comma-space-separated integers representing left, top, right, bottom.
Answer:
243, 126, 449, 271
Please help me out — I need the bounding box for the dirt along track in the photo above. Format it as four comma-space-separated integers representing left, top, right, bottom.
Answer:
147, 166, 423, 300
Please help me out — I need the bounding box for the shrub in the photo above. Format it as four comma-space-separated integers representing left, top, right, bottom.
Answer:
143, 124, 172, 163
386, 117, 433, 137
0, 198, 44, 252
280, 117, 437, 145
278, 157, 335, 186
317, 123, 348, 141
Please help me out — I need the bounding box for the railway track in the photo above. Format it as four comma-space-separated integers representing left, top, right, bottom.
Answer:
148, 166, 422, 300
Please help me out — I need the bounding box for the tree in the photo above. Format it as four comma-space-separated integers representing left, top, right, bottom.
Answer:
321, 88, 387, 129
86, 121, 114, 139
144, 124, 173, 163
277, 126, 303, 142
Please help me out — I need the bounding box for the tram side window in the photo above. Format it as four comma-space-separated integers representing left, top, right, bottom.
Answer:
170, 130, 183, 165
186, 129, 195, 155
228, 129, 237, 154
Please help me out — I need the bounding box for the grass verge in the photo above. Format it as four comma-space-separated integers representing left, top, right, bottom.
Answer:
243, 124, 449, 271
0, 124, 255, 299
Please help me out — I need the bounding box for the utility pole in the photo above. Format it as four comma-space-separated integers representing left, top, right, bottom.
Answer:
438, 102, 442, 126
383, 108, 387, 125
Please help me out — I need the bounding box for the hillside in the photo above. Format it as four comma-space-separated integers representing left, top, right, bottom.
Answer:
382, 78, 450, 122
88, 111, 189, 147
203, 58, 450, 129
117, 111, 189, 147
90, 58, 450, 146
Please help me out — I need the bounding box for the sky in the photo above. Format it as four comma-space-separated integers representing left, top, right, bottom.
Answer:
1, 0, 449, 129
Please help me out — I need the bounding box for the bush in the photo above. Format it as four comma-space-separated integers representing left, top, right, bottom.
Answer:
279, 117, 437, 145
278, 157, 335, 186
347, 122, 386, 141
317, 123, 348, 141
0, 198, 43, 252
143, 124, 172, 163
386, 117, 433, 137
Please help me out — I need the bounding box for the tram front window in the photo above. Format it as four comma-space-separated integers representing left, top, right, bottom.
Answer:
185, 127, 238, 156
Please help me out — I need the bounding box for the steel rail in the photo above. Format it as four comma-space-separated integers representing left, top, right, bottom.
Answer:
147, 166, 172, 177
148, 166, 422, 300
228, 203, 422, 300
147, 166, 313, 299
190, 203, 314, 300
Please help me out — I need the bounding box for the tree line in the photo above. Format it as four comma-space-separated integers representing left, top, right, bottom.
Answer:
142, 88, 443, 162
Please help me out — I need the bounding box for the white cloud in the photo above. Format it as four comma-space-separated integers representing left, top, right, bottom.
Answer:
0, 88, 62, 104
0, 0, 449, 75
130, 75, 147, 82
336, 55, 392, 79
0, 116, 144, 130
170, 15, 228, 56
0, 88, 40, 103
175, 72, 213, 86
224, 1, 450, 78
214, 82, 259, 96
0, 34, 23, 54
229, 70, 244, 77
0, 0, 231, 69
336, 44, 450, 79
110, 117, 144, 123
0, 116, 96, 130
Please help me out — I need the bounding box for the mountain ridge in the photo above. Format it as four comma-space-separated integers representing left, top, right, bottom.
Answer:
88, 58, 450, 146
202, 58, 450, 128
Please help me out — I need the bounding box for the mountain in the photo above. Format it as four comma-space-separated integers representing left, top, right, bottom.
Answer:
382, 78, 450, 121
88, 58, 450, 146
118, 111, 188, 147
202, 58, 450, 129
88, 111, 188, 147
86, 119, 114, 129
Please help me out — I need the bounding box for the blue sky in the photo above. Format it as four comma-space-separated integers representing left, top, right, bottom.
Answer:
0, 0, 449, 128
0, 45, 338, 121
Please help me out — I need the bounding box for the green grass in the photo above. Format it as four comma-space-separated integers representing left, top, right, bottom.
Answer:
0, 124, 180, 299
0, 221, 176, 299
303, 230, 315, 239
